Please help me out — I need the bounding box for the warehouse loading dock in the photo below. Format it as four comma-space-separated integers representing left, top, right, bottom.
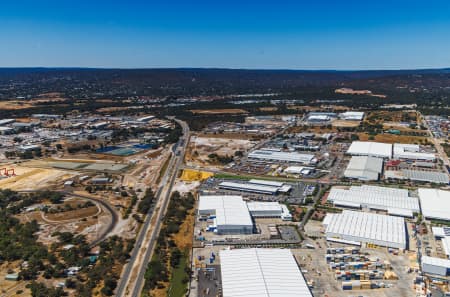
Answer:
218, 179, 292, 195
327, 185, 419, 216
324, 210, 407, 249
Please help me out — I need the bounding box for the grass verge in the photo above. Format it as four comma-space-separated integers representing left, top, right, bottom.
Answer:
167, 253, 189, 297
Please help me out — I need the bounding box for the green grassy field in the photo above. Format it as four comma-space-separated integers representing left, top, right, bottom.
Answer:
167, 254, 189, 297
215, 172, 301, 182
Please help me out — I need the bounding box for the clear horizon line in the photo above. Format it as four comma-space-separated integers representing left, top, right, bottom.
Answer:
0, 66, 449, 72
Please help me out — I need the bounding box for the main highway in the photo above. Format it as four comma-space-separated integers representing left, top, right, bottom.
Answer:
115, 119, 189, 297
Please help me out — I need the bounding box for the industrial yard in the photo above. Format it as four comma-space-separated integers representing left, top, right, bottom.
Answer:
2, 79, 450, 297
3, 107, 450, 297
180, 108, 450, 297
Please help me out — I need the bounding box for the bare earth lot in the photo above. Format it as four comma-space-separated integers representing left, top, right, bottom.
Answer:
0, 164, 76, 191
190, 108, 248, 114
185, 135, 257, 167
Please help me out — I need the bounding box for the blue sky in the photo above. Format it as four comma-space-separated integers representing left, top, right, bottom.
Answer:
1, 0, 450, 69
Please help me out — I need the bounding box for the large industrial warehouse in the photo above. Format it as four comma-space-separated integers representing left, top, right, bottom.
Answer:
198, 195, 254, 234
247, 201, 292, 220
347, 141, 436, 162
393, 143, 435, 161
248, 149, 316, 164
347, 141, 392, 159
340, 111, 364, 121
422, 256, 450, 276
327, 185, 420, 217
418, 188, 450, 221
324, 210, 407, 249
401, 169, 449, 184
344, 156, 384, 181
219, 248, 313, 297
218, 180, 292, 195
385, 169, 450, 184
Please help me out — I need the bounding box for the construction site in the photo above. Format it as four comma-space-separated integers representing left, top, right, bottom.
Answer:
0, 163, 76, 191
185, 135, 258, 168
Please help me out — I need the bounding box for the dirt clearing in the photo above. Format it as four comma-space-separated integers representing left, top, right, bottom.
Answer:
0, 165, 76, 191
185, 135, 257, 167
0, 100, 33, 110
44, 206, 100, 222
190, 108, 248, 115
357, 133, 429, 144
332, 119, 360, 128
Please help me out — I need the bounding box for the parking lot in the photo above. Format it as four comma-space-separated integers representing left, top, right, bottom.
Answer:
424, 115, 449, 139
278, 225, 302, 241
199, 177, 315, 205
194, 265, 221, 297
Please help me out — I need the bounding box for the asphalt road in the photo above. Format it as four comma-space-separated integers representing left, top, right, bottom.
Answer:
66, 191, 119, 247
115, 119, 189, 297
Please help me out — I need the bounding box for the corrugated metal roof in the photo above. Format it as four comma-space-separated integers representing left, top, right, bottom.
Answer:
248, 150, 315, 164
219, 181, 279, 194
418, 188, 450, 221
328, 185, 419, 213
249, 179, 284, 187
432, 227, 450, 238
387, 208, 413, 218
198, 195, 253, 227
393, 143, 435, 161
333, 200, 362, 208
325, 210, 406, 249
347, 141, 392, 158
220, 248, 313, 297
247, 202, 283, 212
442, 237, 450, 258
344, 156, 383, 181
422, 256, 450, 268
340, 111, 364, 120
402, 170, 449, 184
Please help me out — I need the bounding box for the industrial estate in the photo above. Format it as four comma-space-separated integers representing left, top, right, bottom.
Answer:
2, 68, 450, 297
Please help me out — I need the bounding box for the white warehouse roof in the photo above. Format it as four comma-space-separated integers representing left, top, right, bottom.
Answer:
402, 170, 449, 184
198, 195, 253, 228
432, 227, 450, 238
328, 185, 419, 214
0, 118, 15, 126
220, 248, 313, 297
247, 201, 283, 212
393, 143, 435, 161
248, 150, 316, 164
442, 237, 450, 258
418, 188, 450, 221
422, 256, 450, 267
219, 181, 280, 195
284, 166, 313, 175
325, 210, 406, 249
248, 179, 284, 187
347, 141, 392, 158
422, 256, 450, 275
247, 202, 292, 220
344, 156, 383, 181
340, 111, 364, 121
136, 115, 155, 122
387, 208, 413, 218
308, 114, 330, 121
